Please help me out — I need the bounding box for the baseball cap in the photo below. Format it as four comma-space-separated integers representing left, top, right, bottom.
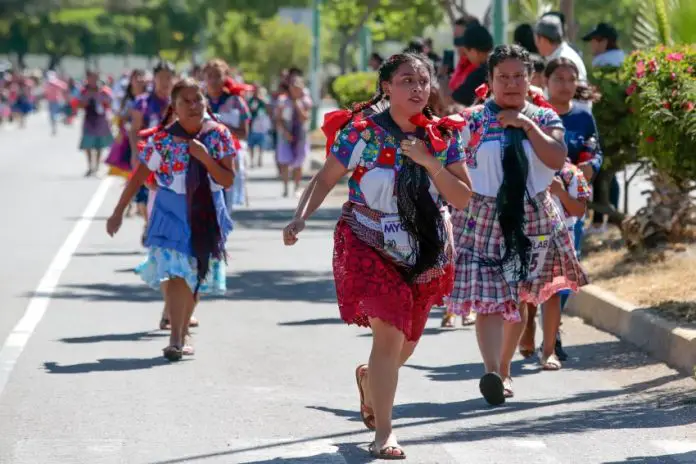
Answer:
534, 15, 564, 42
582, 23, 619, 42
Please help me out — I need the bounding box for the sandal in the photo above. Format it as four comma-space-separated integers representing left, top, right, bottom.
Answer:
368, 442, 406, 460
462, 314, 476, 326
440, 313, 455, 328
479, 372, 505, 406
188, 316, 199, 328
540, 352, 562, 371
182, 336, 195, 356
163, 345, 183, 362
355, 365, 375, 430
503, 377, 514, 398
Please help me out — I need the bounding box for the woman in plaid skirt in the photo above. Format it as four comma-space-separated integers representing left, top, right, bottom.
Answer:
283, 53, 472, 459
448, 44, 588, 406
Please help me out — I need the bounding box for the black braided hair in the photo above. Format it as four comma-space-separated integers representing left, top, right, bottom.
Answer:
381, 53, 448, 281
488, 44, 534, 280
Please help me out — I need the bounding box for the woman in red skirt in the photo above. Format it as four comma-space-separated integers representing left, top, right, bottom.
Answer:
283, 53, 472, 460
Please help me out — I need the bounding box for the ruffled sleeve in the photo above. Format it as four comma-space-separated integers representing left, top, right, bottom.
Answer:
328, 121, 366, 170
441, 130, 465, 166
206, 125, 237, 161
536, 107, 565, 132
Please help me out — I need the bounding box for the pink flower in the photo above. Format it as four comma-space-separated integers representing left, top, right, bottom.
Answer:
646, 136, 656, 143
636, 61, 646, 78
666, 53, 684, 61
648, 59, 658, 72
688, 67, 694, 74
663, 102, 671, 109
626, 83, 637, 95
671, 72, 677, 80
685, 102, 695, 112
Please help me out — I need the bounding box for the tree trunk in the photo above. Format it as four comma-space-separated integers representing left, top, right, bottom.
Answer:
48, 54, 63, 71
560, 0, 576, 42
337, 0, 379, 74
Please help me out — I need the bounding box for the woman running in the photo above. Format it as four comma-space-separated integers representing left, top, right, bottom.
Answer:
284, 53, 471, 460
79, 71, 114, 176
447, 44, 588, 405
106, 78, 236, 361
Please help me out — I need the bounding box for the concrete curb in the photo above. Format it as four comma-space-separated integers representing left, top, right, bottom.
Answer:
566, 285, 696, 376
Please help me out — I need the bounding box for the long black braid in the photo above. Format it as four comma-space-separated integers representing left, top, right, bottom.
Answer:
488, 45, 535, 280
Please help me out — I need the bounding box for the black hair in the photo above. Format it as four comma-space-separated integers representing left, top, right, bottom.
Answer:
405, 37, 425, 54
124, 68, 145, 103
455, 16, 480, 27
530, 54, 546, 74
460, 24, 494, 53
288, 67, 304, 77
545, 57, 602, 102
370, 52, 384, 64
606, 37, 619, 50
153, 60, 175, 76
347, 53, 449, 281
513, 23, 539, 54
488, 45, 536, 280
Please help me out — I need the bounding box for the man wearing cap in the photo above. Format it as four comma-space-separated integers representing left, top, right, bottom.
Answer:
583, 23, 626, 68
534, 15, 587, 82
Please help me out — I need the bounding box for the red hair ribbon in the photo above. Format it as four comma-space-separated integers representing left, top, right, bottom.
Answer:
223, 77, 254, 96
475, 83, 490, 100
409, 113, 468, 152
321, 109, 354, 157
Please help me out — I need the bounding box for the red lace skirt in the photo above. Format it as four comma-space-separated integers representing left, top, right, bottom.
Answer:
333, 220, 454, 342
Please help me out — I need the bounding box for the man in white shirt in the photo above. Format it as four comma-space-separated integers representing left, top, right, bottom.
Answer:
582, 23, 626, 68
534, 15, 587, 82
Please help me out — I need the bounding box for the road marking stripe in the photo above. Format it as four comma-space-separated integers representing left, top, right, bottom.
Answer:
0, 177, 113, 396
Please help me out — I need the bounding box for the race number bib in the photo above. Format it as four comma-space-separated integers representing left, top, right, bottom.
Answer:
381, 215, 415, 264
502, 234, 551, 282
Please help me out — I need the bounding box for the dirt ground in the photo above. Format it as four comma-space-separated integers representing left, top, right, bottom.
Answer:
581, 226, 696, 325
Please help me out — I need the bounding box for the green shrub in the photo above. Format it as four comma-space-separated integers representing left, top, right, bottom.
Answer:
589, 66, 639, 173
331, 72, 377, 109
624, 45, 696, 183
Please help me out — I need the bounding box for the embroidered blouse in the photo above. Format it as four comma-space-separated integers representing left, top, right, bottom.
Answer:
139, 124, 236, 194
329, 116, 465, 214
553, 161, 591, 227
460, 101, 565, 197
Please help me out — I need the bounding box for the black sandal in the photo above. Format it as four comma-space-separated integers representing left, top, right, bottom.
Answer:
163, 345, 183, 362
479, 372, 506, 406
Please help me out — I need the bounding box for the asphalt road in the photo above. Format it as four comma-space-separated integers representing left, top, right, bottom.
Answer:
0, 115, 694, 464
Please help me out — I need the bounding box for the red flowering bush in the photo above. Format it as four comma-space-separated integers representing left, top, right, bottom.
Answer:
625, 45, 696, 183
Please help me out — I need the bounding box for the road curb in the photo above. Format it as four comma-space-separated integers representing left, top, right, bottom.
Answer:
566, 285, 696, 376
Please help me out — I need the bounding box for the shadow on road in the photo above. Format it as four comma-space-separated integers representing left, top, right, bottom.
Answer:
278, 317, 343, 327
227, 270, 336, 303
232, 207, 340, 231
603, 451, 696, 463
73, 250, 145, 258
59, 331, 168, 344
43, 357, 176, 374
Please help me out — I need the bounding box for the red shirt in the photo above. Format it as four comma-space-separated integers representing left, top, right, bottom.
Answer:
449, 55, 476, 92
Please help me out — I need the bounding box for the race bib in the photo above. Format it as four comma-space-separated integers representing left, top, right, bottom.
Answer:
381, 215, 415, 264
502, 234, 551, 282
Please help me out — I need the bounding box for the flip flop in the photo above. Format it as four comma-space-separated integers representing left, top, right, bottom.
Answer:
355, 365, 375, 431
368, 442, 406, 460
479, 372, 506, 406
503, 377, 514, 398
441, 314, 455, 328
540, 353, 562, 371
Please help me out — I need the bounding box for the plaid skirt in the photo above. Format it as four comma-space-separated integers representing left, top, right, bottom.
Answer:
333, 202, 455, 342
447, 191, 588, 322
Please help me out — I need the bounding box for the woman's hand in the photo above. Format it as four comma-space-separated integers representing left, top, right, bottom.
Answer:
106, 213, 123, 237
549, 177, 566, 196
188, 139, 210, 160
399, 137, 432, 167
283, 218, 306, 246
498, 110, 533, 131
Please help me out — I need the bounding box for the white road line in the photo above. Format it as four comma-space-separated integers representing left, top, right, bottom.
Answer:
0, 177, 113, 396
